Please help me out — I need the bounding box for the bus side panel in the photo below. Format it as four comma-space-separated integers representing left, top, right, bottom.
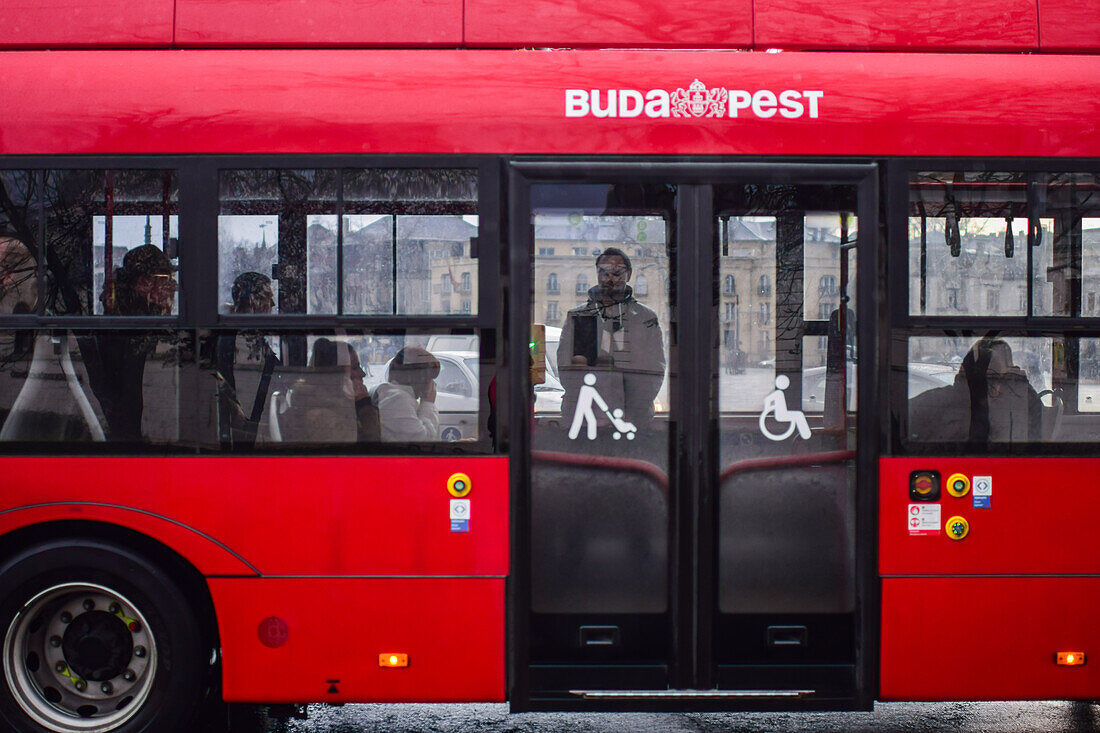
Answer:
0, 456, 509, 577
0, 0, 172, 48
210, 577, 505, 702
0, 504, 256, 576
879, 457, 1100, 575
756, 0, 1037, 51
176, 0, 462, 47
3, 51, 1100, 158
1039, 0, 1100, 51
464, 0, 752, 48
880, 577, 1100, 700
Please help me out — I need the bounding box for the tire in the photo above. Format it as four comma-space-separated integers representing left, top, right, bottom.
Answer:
0, 539, 207, 733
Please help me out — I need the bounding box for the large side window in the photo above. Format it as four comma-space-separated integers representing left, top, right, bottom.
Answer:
0, 162, 490, 453
218, 168, 478, 316
896, 169, 1100, 450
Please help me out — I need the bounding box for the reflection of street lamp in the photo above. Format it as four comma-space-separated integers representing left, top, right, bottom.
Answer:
258, 222, 268, 250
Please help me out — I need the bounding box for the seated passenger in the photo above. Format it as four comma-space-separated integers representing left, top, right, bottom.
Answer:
909, 337, 1042, 443
374, 346, 440, 442
280, 339, 379, 443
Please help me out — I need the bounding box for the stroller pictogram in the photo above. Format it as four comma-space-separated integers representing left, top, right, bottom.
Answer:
568, 373, 637, 441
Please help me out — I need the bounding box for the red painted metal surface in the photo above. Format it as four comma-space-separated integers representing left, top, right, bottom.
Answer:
211, 577, 505, 701
881, 577, 1100, 700
879, 457, 1100, 576
176, 0, 461, 47
0, 0, 172, 48
0, 50, 1097, 158
1039, 0, 1100, 51
0, 505, 257, 576
755, 0, 1037, 51
0, 456, 509, 576
465, 0, 752, 48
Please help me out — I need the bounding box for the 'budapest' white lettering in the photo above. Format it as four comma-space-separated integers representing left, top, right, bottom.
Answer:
565, 81, 825, 120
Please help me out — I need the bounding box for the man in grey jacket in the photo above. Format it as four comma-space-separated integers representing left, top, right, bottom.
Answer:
557, 247, 665, 433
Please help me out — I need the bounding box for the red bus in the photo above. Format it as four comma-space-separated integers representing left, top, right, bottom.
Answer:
0, 2, 1099, 731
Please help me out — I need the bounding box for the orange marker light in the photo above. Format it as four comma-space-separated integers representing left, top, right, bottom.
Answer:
379, 653, 409, 668
1056, 652, 1086, 666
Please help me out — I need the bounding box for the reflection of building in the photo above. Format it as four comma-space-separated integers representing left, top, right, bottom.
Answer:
533, 214, 671, 331
302, 215, 478, 315
533, 213, 853, 369
721, 215, 849, 367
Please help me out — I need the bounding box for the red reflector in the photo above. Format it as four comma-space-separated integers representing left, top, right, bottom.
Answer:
257, 617, 289, 648
1056, 652, 1086, 666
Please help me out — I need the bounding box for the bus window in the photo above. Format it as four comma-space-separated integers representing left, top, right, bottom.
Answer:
0, 169, 181, 317
218, 168, 478, 316
0, 171, 41, 315
0, 329, 193, 445
905, 336, 1055, 444
199, 331, 483, 449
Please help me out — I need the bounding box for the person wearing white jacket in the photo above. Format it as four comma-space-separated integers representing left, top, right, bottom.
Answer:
374, 345, 441, 442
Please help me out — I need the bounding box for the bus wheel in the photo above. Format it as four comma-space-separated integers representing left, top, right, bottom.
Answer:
0, 539, 206, 733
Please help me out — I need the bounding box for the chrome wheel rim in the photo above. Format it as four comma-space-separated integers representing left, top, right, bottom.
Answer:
3, 583, 157, 732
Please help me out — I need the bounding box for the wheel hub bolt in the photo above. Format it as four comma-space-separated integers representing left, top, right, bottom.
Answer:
109, 603, 120, 614
59, 611, 72, 624
82, 599, 95, 611
134, 646, 146, 658
122, 670, 135, 682
55, 662, 67, 673
74, 680, 86, 692
101, 682, 113, 694
49, 636, 62, 648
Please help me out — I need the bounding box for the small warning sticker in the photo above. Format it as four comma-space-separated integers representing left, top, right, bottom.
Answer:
450, 499, 470, 532
908, 503, 941, 536
973, 475, 992, 509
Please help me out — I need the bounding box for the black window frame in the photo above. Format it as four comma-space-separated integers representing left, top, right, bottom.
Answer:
886, 157, 1100, 456
0, 155, 503, 456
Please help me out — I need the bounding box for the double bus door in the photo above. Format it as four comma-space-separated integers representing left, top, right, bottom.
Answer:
509, 162, 877, 710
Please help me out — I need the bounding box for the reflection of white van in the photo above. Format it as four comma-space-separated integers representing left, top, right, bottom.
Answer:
380, 350, 480, 442
425, 334, 478, 353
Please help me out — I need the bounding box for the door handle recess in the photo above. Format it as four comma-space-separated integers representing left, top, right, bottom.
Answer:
767, 625, 808, 647
578, 625, 621, 647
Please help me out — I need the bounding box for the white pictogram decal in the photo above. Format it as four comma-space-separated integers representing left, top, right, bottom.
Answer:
759, 375, 812, 441
568, 373, 637, 441
672, 79, 728, 118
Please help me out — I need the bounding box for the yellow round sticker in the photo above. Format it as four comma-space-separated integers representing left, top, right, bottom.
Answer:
447, 472, 472, 498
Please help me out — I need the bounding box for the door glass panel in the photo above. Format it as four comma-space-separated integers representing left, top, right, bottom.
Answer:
529, 183, 674, 636
715, 183, 857, 664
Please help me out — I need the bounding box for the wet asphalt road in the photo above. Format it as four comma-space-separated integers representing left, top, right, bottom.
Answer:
258, 701, 1100, 732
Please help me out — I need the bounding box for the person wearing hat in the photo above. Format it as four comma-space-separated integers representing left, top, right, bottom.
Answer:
80, 245, 178, 441
101, 244, 177, 316
373, 345, 441, 442
214, 271, 280, 448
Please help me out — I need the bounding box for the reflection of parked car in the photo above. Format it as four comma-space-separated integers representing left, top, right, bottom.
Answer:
801, 362, 954, 413
534, 371, 564, 415
379, 350, 480, 442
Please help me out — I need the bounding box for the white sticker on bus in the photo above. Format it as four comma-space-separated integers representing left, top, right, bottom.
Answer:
908, 503, 941, 536
973, 475, 992, 508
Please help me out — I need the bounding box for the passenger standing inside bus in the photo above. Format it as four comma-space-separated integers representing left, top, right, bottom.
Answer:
374, 345, 440, 441
557, 247, 665, 433
79, 245, 177, 441
214, 271, 279, 448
